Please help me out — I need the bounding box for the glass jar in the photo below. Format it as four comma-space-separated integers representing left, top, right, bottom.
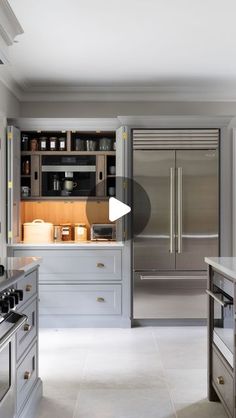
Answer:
21, 135, 29, 151
30, 138, 38, 151
99, 137, 112, 151
49, 137, 57, 151
58, 137, 66, 151
60, 223, 72, 241
74, 223, 87, 242
22, 159, 30, 175
39, 136, 47, 151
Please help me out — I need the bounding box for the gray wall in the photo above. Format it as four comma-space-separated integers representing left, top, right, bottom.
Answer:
0, 80, 19, 257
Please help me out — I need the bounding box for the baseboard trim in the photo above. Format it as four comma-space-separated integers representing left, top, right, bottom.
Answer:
39, 315, 132, 328
132, 318, 207, 327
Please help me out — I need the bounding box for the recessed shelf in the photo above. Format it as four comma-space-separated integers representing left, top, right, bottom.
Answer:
21, 151, 116, 156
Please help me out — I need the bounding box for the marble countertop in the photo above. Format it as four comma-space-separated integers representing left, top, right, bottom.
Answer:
0, 257, 41, 291
8, 241, 124, 249
0, 257, 41, 272
205, 257, 236, 280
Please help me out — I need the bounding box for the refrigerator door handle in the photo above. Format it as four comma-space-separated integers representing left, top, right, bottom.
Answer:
177, 167, 183, 253
170, 167, 175, 253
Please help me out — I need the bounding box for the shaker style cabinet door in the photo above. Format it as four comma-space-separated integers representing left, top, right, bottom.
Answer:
7, 126, 21, 243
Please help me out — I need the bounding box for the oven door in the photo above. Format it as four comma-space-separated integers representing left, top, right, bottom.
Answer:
0, 312, 27, 418
207, 278, 234, 367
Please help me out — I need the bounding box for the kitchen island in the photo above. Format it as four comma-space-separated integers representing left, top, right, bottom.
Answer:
205, 257, 236, 418
0, 257, 42, 418
8, 242, 131, 328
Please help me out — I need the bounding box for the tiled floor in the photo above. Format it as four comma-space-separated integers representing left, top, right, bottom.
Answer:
36, 327, 227, 418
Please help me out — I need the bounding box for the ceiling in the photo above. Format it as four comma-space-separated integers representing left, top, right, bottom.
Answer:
3, 0, 236, 101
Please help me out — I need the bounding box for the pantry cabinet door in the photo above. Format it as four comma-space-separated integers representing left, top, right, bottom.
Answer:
7, 126, 21, 243
116, 126, 131, 241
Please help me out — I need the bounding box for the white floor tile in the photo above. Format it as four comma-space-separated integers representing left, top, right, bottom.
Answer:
36, 327, 225, 418
74, 388, 175, 418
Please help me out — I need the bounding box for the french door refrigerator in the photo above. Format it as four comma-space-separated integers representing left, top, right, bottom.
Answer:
133, 129, 219, 320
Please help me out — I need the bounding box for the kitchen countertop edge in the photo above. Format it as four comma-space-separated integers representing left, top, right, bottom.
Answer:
205, 257, 236, 281
7, 242, 124, 249
1, 257, 42, 273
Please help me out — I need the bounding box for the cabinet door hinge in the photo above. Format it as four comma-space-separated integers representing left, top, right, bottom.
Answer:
8, 231, 12, 239
8, 181, 13, 189
122, 132, 128, 140
123, 180, 127, 189
8, 132, 13, 140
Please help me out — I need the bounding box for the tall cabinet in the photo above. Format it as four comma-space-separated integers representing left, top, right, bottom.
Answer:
7, 120, 132, 328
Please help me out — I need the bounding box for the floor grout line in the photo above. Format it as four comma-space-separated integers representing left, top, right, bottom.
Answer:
150, 327, 178, 418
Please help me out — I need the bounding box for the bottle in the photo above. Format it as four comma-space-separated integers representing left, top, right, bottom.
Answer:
52, 174, 60, 191
23, 159, 30, 175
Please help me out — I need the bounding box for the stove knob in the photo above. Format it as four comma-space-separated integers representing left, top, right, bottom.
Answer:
0, 299, 10, 314
14, 290, 23, 301
5, 296, 15, 309
11, 292, 19, 305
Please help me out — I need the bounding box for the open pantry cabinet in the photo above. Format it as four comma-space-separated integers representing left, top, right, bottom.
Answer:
7, 122, 129, 244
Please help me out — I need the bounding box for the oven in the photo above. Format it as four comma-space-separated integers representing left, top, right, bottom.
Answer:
0, 311, 27, 418
207, 272, 234, 367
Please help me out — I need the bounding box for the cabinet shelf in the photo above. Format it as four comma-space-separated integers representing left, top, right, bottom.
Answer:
107, 175, 116, 178
21, 174, 31, 178
21, 196, 109, 201
21, 151, 116, 156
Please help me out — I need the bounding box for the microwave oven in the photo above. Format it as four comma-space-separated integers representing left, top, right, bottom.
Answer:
90, 224, 116, 241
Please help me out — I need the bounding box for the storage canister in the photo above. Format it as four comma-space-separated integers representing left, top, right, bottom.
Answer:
60, 223, 72, 241
23, 219, 53, 243
74, 223, 87, 242
58, 137, 66, 151
39, 136, 47, 151
49, 137, 57, 151
30, 138, 38, 151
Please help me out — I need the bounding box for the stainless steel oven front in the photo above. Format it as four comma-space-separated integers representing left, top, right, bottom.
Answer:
207, 272, 234, 367
0, 312, 27, 418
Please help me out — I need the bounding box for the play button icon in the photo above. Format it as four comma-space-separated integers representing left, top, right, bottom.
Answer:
109, 197, 131, 222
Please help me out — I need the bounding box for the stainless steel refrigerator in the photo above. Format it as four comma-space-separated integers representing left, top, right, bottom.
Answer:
133, 129, 219, 320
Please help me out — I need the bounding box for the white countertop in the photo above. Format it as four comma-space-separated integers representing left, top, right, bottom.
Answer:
8, 241, 124, 249
0, 257, 42, 272
205, 257, 236, 280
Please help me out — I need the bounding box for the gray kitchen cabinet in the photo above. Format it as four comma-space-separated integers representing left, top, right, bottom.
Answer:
12, 249, 122, 282
9, 245, 131, 327
39, 284, 122, 315
15, 266, 42, 418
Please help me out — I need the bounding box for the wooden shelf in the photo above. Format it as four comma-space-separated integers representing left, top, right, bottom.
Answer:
21, 174, 31, 178
21, 196, 109, 201
21, 151, 116, 156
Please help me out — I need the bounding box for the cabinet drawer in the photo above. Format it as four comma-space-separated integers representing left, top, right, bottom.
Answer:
17, 270, 37, 307
13, 249, 122, 281
17, 298, 37, 361
39, 284, 121, 315
16, 342, 37, 413
212, 348, 234, 417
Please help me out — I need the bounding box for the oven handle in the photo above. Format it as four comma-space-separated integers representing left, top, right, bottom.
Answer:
0, 312, 27, 348
206, 289, 232, 307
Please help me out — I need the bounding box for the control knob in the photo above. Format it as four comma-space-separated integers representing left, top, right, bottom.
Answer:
0, 299, 10, 314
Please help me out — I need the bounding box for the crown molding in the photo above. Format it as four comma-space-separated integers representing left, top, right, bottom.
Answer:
17, 85, 236, 103
0, 0, 23, 64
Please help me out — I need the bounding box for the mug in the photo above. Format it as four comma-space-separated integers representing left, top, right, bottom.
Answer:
109, 166, 116, 175
21, 186, 30, 197
108, 187, 115, 196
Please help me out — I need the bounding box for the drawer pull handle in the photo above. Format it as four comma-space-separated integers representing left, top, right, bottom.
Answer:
217, 376, 225, 385
97, 263, 105, 268
24, 323, 32, 332
97, 297, 105, 303
24, 371, 31, 380
26, 284, 32, 292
